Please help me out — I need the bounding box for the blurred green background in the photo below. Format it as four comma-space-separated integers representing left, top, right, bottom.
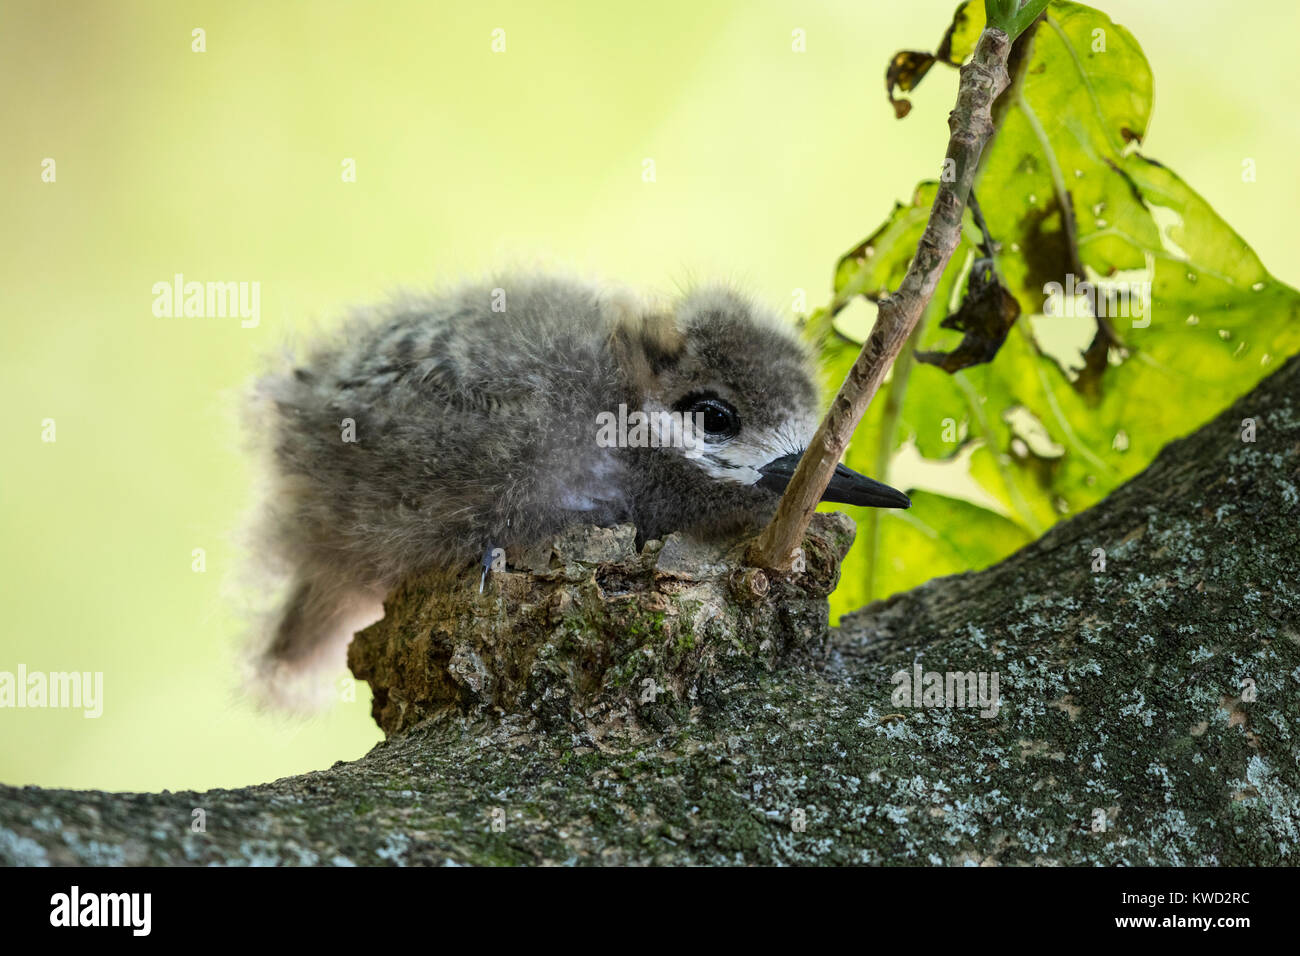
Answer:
2, 0, 1296, 792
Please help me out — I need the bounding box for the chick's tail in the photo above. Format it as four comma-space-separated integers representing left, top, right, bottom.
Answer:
246, 571, 385, 712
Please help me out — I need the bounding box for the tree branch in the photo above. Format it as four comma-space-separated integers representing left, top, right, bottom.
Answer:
750, 25, 1012, 570
5, 352, 1296, 865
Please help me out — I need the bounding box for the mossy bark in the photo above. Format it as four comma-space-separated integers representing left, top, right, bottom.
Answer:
2, 356, 1298, 866
348, 515, 855, 738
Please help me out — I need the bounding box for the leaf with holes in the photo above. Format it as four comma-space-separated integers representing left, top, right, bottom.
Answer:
817, 0, 1300, 619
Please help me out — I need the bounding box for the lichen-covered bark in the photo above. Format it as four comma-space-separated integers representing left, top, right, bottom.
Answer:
2, 356, 1297, 866
349, 515, 856, 737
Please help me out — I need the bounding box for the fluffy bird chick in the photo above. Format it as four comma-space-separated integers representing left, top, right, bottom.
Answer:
247, 275, 909, 705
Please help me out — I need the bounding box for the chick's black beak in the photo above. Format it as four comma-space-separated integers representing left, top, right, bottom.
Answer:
756, 453, 911, 509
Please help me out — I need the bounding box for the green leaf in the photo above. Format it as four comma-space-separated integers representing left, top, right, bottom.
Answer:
986, 0, 1053, 40
829, 491, 1035, 613
822, 1, 1300, 621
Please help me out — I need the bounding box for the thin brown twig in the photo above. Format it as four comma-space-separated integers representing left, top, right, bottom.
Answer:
750, 27, 1014, 570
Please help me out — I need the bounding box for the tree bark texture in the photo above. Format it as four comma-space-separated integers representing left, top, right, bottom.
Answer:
2, 354, 1297, 866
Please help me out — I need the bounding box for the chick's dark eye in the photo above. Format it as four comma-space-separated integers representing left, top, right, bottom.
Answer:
688, 397, 740, 441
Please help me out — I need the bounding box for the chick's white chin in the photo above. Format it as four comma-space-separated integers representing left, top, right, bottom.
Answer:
691, 417, 819, 487
644, 400, 820, 488
692, 444, 769, 486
